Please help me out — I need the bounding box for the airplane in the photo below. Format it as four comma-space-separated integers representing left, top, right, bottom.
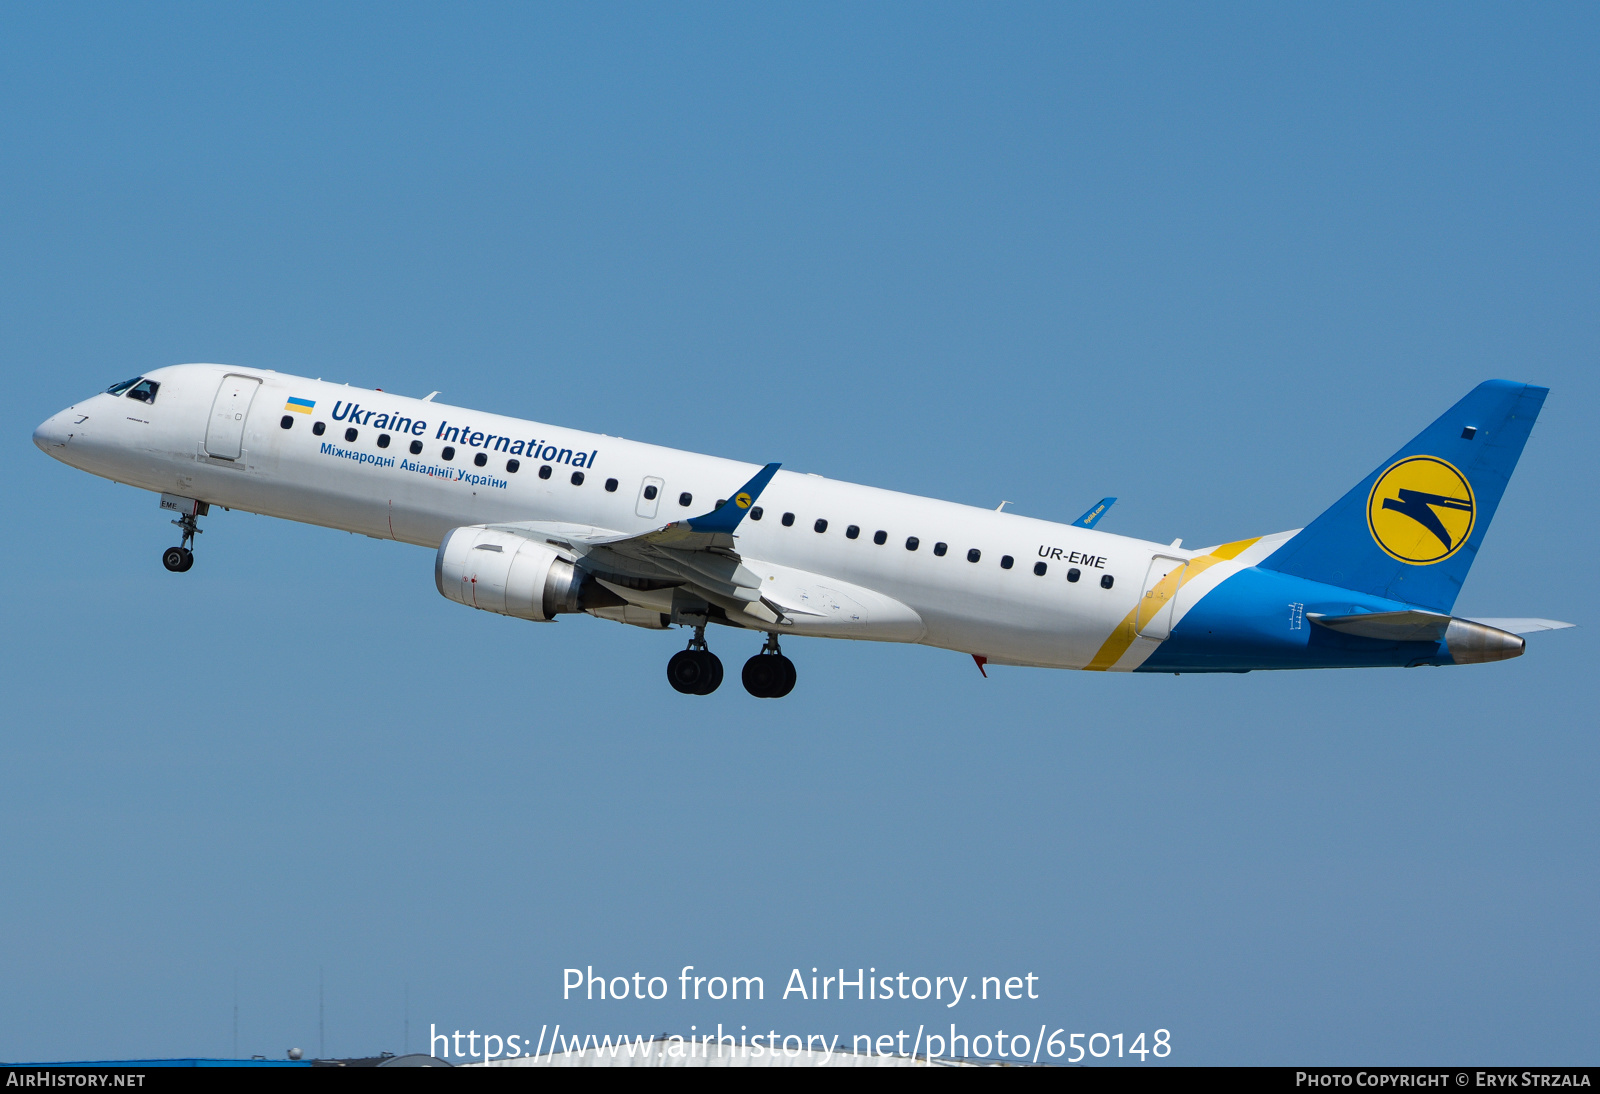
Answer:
33, 367, 1571, 697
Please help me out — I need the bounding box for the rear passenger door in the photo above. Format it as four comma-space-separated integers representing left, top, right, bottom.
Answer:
1135, 555, 1189, 641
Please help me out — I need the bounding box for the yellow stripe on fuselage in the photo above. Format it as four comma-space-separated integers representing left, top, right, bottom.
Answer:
1083, 537, 1261, 671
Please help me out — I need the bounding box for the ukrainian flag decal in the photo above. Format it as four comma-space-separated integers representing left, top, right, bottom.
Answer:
285, 397, 315, 414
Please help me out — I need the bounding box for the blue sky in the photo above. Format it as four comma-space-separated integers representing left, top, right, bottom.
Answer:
2, 2, 1595, 1065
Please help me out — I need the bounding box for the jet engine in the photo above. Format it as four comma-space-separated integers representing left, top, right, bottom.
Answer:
436, 525, 597, 621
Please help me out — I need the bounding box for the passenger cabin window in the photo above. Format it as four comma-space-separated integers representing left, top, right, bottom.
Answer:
846, 525, 860, 539
280, 415, 294, 430
344, 427, 358, 442
507, 459, 520, 473
409, 440, 423, 455
967, 548, 981, 563
905, 536, 919, 551
378, 434, 392, 449
1067, 567, 1080, 582
538, 464, 552, 479
442, 446, 455, 461
873, 530, 887, 545
678, 491, 692, 506
572, 471, 585, 485
933, 542, 948, 556
106, 377, 142, 396
642, 483, 656, 498
814, 519, 828, 533
1000, 555, 1014, 569
781, 512, 795, 527
605, 478, 618, 492
1101, 574, 1115, 589
1033, 561, 1047, 576
313, 421, 326, 436
473, 452, 486, 466
126, 380, 160, 404
750, 507, 763, 521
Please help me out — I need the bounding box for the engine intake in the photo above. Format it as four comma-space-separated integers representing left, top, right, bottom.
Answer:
435, 526, 587, 621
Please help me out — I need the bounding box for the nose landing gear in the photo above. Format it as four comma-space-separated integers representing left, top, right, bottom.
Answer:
667, 625, 724, 695
742, 633, 796, 698
162, 508, 204, 573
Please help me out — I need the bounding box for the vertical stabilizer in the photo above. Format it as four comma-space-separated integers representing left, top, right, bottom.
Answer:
1259, 381, 1547, 613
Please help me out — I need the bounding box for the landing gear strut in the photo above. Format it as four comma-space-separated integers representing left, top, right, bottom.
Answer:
162, 511, 202, 573
667, 625, 724, 695
742, 633, 796, 698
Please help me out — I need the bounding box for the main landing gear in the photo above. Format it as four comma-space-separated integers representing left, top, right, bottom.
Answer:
162, 510, 202, 573
667, 626, 724, 695
667, 629, 798, 698
741, 633, 796, 699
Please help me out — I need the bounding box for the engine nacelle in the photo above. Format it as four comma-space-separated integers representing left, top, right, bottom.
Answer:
435, 526, 585, 621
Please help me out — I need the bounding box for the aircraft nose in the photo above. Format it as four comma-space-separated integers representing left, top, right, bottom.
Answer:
33, 410, 71, 453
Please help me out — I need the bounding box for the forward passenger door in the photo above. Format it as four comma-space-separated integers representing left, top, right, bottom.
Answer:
204, 375, 262, 460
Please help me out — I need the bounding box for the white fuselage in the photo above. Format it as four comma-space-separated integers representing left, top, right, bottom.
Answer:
34, 363, 1279, 670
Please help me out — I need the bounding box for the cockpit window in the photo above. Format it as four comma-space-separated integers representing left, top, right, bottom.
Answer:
106, 377, 142, 396
125, 379, 160, 405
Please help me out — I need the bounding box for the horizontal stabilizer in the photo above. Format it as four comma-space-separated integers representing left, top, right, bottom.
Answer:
1309, 610, 1529, 664
1465, 617, 1575, 635
1072, 497, 1116, 529
1311, 611, 1576, 643
1307, 610, 1453, 642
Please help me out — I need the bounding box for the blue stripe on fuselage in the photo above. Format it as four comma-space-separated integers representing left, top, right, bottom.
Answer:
1135, 566, 1454, 673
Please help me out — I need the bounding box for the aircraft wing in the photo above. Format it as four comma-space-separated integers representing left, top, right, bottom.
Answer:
486, 462, 789, 620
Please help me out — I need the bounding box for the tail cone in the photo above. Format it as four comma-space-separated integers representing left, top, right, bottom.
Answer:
1444, 619, 1525, 664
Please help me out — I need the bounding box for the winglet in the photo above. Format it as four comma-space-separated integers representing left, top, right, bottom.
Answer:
687, 463, 781, 534
1072, 497, 1116, 529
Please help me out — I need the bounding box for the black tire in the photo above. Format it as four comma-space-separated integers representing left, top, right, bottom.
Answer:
177, 548, 195, 572
742, 655, 783, 698
162, 546, 191, 573
772, 655, 796, 698
667, 650, 704, 694
696, 652, 724, 695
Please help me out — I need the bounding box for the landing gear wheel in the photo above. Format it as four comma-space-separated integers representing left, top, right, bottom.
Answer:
164, 506, 203, 573
667, 645, 723, 695
162, 546, 193, 573
698, 651, 724, 695
742, 634, 796, 698
742, 655, 784, 697
667, 650, 701, 693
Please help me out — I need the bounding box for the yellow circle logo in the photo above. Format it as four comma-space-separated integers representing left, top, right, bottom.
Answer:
734, 492, 753, 509
1366, 456, 1475, 565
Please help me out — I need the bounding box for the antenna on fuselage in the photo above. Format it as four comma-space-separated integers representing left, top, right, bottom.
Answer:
422, 392, 439, 402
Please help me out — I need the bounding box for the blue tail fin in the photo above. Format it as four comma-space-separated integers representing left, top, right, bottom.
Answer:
1072, 497, 1116, 529
1259, 380, 1547, 613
